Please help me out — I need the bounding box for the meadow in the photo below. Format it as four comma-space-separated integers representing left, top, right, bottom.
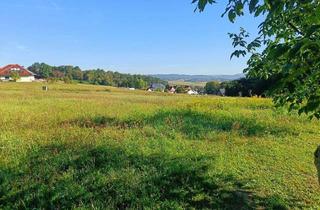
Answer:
168, 80, 207, 88
0, 83, 319, 209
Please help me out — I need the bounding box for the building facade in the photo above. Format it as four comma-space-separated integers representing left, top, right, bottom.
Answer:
0, 64, 35, 82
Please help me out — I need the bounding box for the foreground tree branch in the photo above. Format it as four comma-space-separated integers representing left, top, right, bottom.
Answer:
192, 0, 320, 184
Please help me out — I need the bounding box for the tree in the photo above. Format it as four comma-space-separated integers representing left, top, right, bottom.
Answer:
204, 81, 220, 95
134, 78, 147, 89
27, 63, 167, 89
72, 66, 83, 81
221, 80, 243, 96
220, 78, 273, 97
10, 71, 20, 82
193, 0, 320, 119
28, 63, 53, 79
28, 62, 41, 75
65, 66, 74, 80
193, 0, 320, 183
176, 86, 187, 94
52, 70, 65, 79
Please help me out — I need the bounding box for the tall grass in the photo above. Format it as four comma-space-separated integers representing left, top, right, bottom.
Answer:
0, 83, 319, 209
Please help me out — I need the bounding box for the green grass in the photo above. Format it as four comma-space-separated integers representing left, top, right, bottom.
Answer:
0, 82, 319, 209
168, 80, 207, 87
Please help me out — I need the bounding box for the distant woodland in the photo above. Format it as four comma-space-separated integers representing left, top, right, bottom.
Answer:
27, 62, 275, 97
27, 62, 167, 89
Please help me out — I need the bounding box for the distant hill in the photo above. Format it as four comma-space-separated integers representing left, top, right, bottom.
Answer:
150, 73, 245, 82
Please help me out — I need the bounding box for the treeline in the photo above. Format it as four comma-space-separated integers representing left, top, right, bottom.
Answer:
205, 78, 275, 97
28, 63, 166, 89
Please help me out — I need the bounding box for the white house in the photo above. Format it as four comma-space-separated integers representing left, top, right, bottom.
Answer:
187, 90, 198, 95
0, 64, 35, 82
169, 87, 176, 94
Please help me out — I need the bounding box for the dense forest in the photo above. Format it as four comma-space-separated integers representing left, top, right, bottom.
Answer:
27, 63, 167, 89
204, 78, 276, 97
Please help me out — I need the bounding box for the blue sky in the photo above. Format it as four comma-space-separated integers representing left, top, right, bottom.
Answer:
0, 0, 261, 75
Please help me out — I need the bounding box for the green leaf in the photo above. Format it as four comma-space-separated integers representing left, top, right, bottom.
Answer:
249, 0, 259, 13
235, 2, 244, 16
228, 9, 236, 23
254, 5, 265, 17
192, 0, 216, 12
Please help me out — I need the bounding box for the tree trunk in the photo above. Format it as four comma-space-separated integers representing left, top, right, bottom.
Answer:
315, 145, 320, 184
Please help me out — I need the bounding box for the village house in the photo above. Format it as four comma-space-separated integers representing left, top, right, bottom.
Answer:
187, 89, 198, 95
0, 64, 35, 82
147, 83, 166, 92
168, 86, 176, 94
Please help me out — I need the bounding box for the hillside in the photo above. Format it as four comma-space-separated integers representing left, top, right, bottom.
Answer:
150, 73, 245, 82
27, 62, 167, 88
0, 83, 319, 209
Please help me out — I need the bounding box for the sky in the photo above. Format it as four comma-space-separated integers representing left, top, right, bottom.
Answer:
0, 0, 261, 75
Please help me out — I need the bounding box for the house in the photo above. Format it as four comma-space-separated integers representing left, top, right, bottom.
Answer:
187, 89, 198, 95
169, 86, 176, 94
148, 83, 166, 92
0, 64, 35, 82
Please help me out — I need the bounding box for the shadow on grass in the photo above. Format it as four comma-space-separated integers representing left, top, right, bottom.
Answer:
315, 146, 320, 184
1, 143, 288, 209
64, 109, 293, 138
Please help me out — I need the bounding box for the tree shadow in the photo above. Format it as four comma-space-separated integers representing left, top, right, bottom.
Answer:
64, 109, 293, 138
315, 146, 320, 184
1, 143, 289, 209
143, 109, 292, 138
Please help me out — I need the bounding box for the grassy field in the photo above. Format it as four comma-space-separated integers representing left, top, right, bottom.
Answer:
168, 80, 207, 87
0, 83, 319, 209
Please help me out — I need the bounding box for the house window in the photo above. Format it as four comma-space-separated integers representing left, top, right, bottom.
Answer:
10, 68, 20, 71
5, 76, 9, 80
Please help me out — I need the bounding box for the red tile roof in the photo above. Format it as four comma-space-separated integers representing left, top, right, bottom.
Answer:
0, 64, 35, 77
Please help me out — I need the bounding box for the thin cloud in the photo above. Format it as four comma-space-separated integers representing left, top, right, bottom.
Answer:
46, 0, 63, 10
0, 0, 64, 11
15, 44, 28, 51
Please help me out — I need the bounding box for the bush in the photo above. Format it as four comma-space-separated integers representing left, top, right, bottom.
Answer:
176, 86, 187, 94
205, 81, 220, 95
